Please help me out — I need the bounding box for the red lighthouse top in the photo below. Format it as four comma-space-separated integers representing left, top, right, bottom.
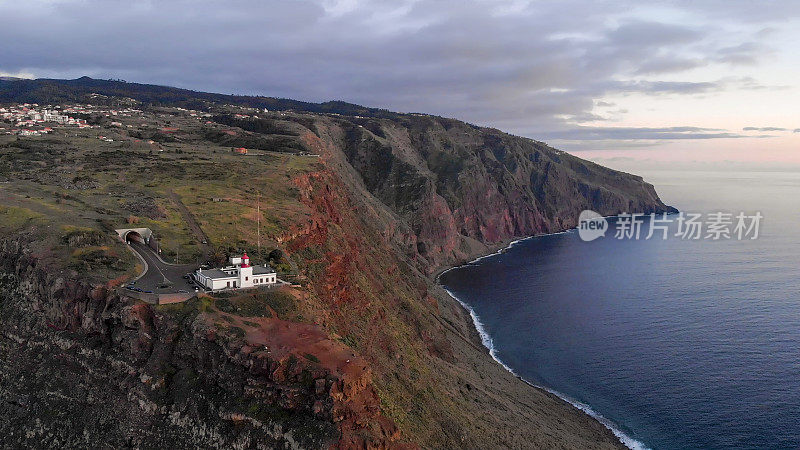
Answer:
241, 252, 250, 268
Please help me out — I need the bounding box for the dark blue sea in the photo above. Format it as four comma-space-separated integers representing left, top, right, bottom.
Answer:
439, 171, 800, 449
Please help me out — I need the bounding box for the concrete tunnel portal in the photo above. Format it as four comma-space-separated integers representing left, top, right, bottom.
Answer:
115, 227, 159, 251
125, 230, 144, 244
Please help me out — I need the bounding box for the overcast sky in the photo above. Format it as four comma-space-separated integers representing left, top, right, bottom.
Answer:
1, 0, 798, 166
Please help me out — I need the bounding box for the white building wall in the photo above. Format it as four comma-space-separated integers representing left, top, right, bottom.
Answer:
196, 271, 239, 290
196, 266, 277, 291
250, 274, 277, 285
238, 266, 254, 288
211, 278, 238, 290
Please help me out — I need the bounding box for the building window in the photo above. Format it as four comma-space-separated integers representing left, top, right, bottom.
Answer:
226, 281, 230, 288
245, 276, 248, 281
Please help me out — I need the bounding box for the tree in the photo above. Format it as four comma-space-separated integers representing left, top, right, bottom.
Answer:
212, 249, 227, 267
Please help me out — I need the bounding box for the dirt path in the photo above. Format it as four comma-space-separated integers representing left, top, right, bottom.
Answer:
165, 189, 213, 261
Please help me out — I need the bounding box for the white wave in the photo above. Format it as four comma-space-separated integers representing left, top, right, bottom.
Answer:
440, 243, 651, 450
531, 384, 651, 450
442, 288, 518, 376
446, 235, 539, 268
440, 229, 580, 280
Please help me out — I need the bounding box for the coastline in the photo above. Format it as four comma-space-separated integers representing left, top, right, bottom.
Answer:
435, 229, 650, 450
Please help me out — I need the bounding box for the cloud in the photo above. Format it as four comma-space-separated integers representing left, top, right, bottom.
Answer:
0, 70, 35, 79
0, 0, 794, 148
539, 126, 779, 152
538, 126, 761, 141
608, 80, 724, 95
714, 42, 769, 65
634, 57, 706, 75
743, 126, 786, 131
733, 76, 791, 91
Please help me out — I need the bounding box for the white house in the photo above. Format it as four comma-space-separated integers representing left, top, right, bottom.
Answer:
195, 253, 277, 291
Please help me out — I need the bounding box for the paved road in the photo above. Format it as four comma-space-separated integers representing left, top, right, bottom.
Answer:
127, 241, 199, 294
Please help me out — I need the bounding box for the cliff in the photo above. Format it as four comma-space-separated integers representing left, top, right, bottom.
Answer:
0, 237, 400, 448
0, 78, 672, 448
328, 114, 671, 270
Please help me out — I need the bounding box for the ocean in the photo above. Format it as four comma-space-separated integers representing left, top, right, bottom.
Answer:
439, 170, 800, 449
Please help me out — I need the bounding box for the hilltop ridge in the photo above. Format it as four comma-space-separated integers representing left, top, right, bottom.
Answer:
0, 76, 404, 119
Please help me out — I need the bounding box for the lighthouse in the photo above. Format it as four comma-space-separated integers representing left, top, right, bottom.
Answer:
238, 252, 253, 286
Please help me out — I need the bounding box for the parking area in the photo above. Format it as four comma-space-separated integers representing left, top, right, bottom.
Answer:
125, 241, 201, 295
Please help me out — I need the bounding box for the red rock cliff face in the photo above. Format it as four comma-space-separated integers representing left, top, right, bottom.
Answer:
305, 114, 673, 272
276, 113, 669, 447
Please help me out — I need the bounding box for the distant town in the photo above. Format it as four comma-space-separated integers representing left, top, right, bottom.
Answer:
0, 97, 327, 164
1, 103, 93, 135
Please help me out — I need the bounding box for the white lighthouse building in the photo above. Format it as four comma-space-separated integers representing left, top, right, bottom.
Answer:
195, 253, 277, 291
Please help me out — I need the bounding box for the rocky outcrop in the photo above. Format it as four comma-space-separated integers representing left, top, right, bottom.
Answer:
0, 236, 403, 449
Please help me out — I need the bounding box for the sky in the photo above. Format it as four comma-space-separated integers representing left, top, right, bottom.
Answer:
1, 0, 799, 168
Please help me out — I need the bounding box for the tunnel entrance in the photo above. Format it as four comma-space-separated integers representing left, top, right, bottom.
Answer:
125, 230, 144, 244
115, 227, 158, 251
